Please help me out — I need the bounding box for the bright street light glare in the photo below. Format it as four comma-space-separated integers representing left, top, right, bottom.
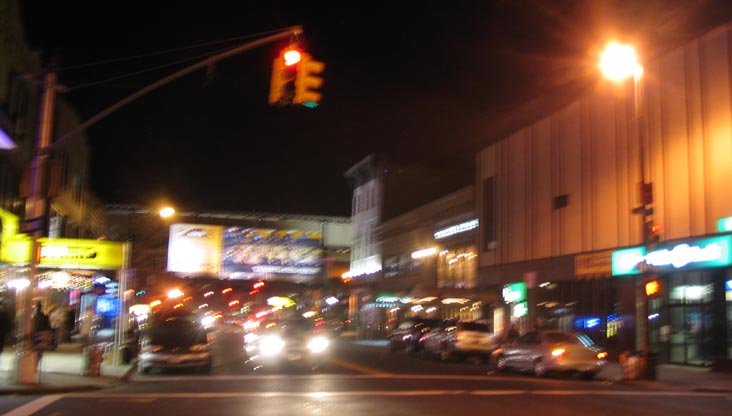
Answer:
159, 207, 176, 218
599, 41, 640, 82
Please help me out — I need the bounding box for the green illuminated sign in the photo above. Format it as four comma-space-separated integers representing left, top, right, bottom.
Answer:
717, 217, 732, 232
512, 302, 528, 318
612, 235, 732, 275
612, 247, 646, 276
502, 282, 526, 303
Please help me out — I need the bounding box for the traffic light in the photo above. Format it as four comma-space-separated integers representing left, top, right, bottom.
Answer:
293, 53, 325, 108
645, 279, 661, 297
644, 221, 662, 245
269, 47, 301, 105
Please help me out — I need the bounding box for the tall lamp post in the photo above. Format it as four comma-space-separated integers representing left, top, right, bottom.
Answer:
599, 41, 654, 378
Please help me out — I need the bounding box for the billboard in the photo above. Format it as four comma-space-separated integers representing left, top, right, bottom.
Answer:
167, 224, 223, 275
167, 224, 323, 278
221, 227, 323, 278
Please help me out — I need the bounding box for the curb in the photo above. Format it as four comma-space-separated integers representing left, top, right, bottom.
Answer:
0, 362, 137, 395
119, 359, 138, 382
0, 383, 104, 396
691, 387, 732, 394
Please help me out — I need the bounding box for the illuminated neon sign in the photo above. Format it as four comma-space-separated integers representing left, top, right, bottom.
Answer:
434, 219, 479, 239
502, 282, 526, 303
718, 217, 732, 232
612, 235, 732, 275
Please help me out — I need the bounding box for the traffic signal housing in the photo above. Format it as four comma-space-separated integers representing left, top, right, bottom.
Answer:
269, 47, 301, 105
294, 53, 325, 107
644, 221, 662, 245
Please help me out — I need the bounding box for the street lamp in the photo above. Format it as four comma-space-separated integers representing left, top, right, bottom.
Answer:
599, 41, 653, 378
158, 206, 176, 219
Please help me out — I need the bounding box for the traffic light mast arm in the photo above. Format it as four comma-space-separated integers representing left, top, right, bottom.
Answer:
50, 25, 304, 150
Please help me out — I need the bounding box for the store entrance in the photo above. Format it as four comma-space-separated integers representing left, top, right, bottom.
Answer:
668, 303, 714, 365
666, 270, 717, 366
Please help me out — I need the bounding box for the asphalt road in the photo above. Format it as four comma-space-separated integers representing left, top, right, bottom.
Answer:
3, 331, 731, 416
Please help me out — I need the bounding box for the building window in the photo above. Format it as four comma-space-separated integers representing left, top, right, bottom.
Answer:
436, 246, 477, 288
483, 177, 496, 251
553, 194, 569, 209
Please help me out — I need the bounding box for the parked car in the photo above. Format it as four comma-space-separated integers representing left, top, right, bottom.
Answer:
137, 309, 212, 374
491, 330, 608, 379
420, 320, 499, 361
387, 318, 441, 353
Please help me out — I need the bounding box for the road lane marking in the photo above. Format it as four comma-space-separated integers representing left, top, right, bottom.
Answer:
133, 373, 523, 382
2, 395, 64, 416
65, 390, 731, 399
327, 358, 392, 376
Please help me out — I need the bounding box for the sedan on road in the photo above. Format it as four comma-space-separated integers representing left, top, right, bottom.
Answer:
387, 318, 441, 354
420, 320, 499, 361
491, 330, 608, 379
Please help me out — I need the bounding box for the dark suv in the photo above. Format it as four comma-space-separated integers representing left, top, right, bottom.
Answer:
387, 318, 441, 353
138, 310, 212, 374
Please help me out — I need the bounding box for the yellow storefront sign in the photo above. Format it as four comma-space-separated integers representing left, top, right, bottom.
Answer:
0, 208, 31, 264
574, 250, 614, 277
37, 238, 124, 270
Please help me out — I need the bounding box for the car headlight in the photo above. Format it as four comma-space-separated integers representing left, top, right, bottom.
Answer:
307, 336, 329, 353
244, 332, 260, 344
189, 343, 209, 352
259, 335, 285, 356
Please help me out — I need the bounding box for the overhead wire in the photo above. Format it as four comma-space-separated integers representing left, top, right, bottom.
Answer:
65, 44, 235, 91
57, 26, 297, 91
55, 27, 292, 72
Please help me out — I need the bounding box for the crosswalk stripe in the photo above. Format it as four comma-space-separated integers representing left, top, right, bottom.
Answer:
2, 395, 65, 416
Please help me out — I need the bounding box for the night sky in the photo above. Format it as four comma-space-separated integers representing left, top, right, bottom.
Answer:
17, 0, 732, 217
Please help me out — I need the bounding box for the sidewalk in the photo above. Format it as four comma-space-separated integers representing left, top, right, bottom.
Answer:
0, 343, 135, 395
350, 339, 732, 393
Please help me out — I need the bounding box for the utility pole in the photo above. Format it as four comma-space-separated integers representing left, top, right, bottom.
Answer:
14, 71, 56, 384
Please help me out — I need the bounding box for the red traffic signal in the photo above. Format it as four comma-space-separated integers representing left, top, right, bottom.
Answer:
283, 49, 302, 66
644, 221, 662, 244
